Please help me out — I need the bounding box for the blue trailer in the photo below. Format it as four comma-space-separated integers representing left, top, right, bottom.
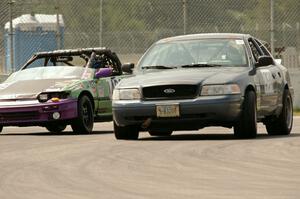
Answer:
4, 14, 64, 73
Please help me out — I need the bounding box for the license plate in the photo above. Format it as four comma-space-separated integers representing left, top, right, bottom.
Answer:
156, 104, 180, 118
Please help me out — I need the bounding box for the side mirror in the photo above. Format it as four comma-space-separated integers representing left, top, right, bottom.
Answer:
256, 56, 274, 67
122, 63, 134, 74
95, 68, 113, 79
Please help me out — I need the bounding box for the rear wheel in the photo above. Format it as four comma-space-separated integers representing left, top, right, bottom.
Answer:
149, 130, 172, 136
71, 95, 94, 134
114, 122, 139, 140
234, 90, 257, 139
265, 89, 293, 135
45, 124, 66, 133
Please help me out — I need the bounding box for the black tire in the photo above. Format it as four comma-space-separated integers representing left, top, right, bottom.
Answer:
234, 90, 257, 138
265, 89, 293, 135
114, 122, 139, 140
0, 126, 3, 133
149, 130, 173, 136
45, 124, 66, 133
71, 95, 94, 134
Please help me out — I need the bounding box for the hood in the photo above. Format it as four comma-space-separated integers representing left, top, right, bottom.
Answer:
0, 78, 79, 100
118, 67, 250, 88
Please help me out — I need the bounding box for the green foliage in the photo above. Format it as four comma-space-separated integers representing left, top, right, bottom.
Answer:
16, 0, 298, 36
104, 0, 146, 31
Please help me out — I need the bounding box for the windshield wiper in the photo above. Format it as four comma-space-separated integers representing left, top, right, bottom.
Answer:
141, 65, 177, 69
181, 63, 222, 68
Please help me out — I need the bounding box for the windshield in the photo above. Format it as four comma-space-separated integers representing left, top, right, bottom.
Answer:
138, 38, 248, 69
4, 66, 94, 83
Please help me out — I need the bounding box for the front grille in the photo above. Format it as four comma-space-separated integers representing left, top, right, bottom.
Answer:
0, 111, 39, 121
142, 85, 198, 100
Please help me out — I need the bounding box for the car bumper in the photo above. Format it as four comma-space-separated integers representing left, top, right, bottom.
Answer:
113, 95, 243, 130
0, 99, 78, 126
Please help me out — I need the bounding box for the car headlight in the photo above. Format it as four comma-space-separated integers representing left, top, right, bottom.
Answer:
38, 93, 49, 102
37, 92, 70, 102
201, 84, 241, 96
113, 89, 141, 100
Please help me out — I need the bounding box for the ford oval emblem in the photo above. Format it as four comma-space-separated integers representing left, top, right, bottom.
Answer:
164, 88, 176, 94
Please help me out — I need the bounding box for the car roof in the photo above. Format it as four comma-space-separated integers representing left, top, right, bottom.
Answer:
157, 33, 251, 43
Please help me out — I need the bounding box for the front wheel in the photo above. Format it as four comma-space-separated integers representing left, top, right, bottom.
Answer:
45, 124, 66, 133
71, 95, 94, 134
265, 89, 293, 135
114, 122, 139, 140
234, 90, 257, 139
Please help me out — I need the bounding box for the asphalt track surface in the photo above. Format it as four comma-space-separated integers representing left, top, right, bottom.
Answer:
0, 117, 300, 199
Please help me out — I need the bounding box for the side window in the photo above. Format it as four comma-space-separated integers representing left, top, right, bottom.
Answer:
92, 53, 122, 76
254, 39, 272, 56
248, 39, 262, 62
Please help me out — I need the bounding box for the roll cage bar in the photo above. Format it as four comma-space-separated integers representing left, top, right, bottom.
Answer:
21, 47, 122, 75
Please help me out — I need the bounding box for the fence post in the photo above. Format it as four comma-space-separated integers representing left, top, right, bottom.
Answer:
55, 3, 61, 49
270, 0, 275, 55
282, 23, 286, 48
99, 0, 103, 47
183, 0, 187, 34
8, 0, 14, 72
297, 22, 300, 67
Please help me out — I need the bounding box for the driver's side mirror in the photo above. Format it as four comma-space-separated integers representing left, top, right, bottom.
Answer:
122, 63, 134, 74
256, 56, 274, 67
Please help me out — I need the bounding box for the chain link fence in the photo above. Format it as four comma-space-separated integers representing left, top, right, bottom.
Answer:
0, 0, 300, 72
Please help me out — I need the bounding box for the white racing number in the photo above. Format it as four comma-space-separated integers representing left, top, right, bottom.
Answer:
108, 77, 122, 98
260, 69, 274, 94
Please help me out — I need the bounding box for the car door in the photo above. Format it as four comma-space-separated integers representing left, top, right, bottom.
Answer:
248, 38, 279, 114
255, 39, 284, 107
95, 74, 124, 117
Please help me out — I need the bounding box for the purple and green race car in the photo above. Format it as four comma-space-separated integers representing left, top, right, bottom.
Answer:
0, 48, 128, 133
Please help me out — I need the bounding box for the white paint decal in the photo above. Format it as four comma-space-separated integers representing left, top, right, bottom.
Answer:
109, 77, 122, 92
45, 88, 62, 92
104, 77, 122, 99
260, 69, 274, 94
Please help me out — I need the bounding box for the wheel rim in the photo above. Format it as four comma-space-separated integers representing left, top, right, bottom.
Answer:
285, 96, 293, 129
82, 101, 93, 127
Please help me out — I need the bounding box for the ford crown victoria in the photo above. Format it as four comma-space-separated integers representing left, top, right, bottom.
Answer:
112, 33, 293, 139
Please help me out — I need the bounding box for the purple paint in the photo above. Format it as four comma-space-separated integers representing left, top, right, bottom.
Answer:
95, 68, 113, 78
0, 99, 78, 125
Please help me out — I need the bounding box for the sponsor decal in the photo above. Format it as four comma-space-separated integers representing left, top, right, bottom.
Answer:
98, 87, 105, 97
91, 81, 97, 94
